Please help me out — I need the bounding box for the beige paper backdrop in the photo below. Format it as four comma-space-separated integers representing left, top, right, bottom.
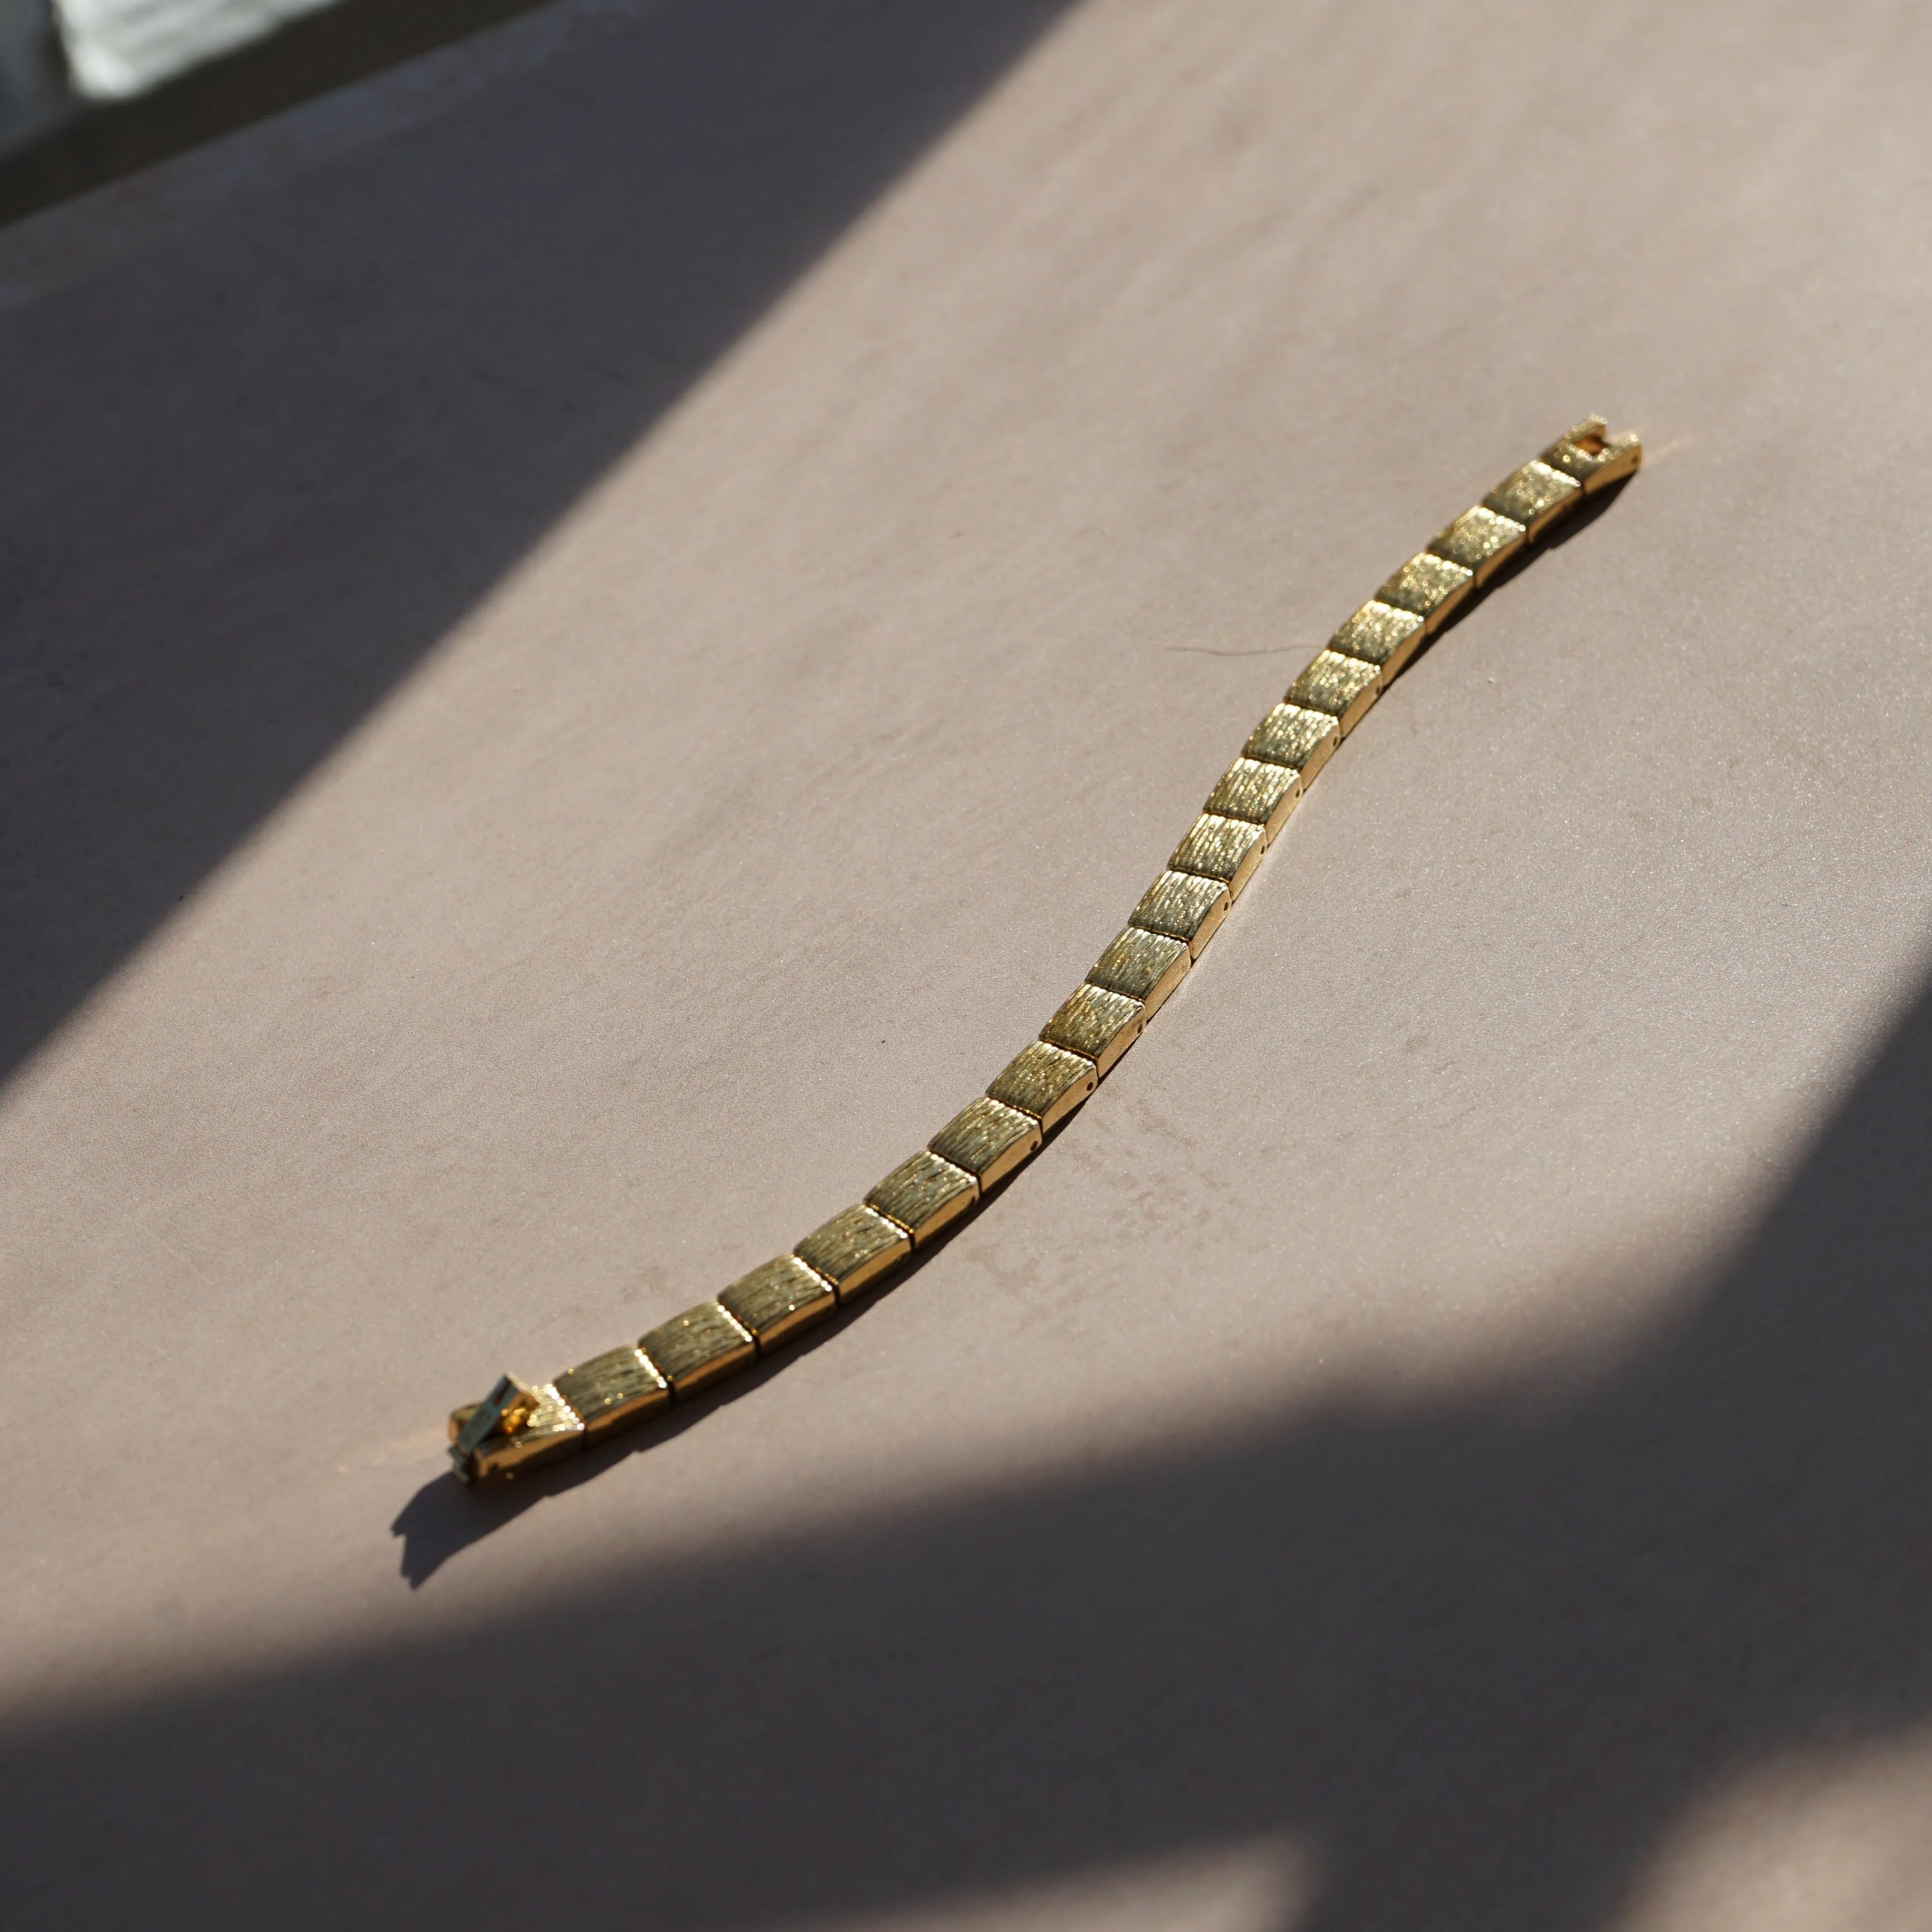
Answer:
5, 0, 1932, 1926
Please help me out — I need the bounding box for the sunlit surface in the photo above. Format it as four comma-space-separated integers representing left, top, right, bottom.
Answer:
1625, 1738, 1932, 1932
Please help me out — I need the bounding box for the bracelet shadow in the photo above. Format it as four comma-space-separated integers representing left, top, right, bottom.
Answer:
1403, 472, 1635, 670
390, 1139, 1051, 1587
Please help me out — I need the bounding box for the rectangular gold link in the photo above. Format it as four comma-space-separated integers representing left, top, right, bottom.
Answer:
929, 1095, 1042, 1189
469, 1382, 585, 1479
1328, 599, 1428, 683
1205, 756, 1300, 843
795, 1202, 911, 1301
1329, 607, 1437, 691
1041, 982, 1143, 1077
988, 1038, 1098, 1131
1130, 869, 1231, 957
640, 1300, 756, 1397
1540, 417, 1642, 494
1483, 457, 1581, 538
552, 1345, 670, 1437
1243, 702, 1340, 783
867, 1148, 978, 1246
1169, 812, 1266, 901
1427, 506, 1526, 588
1286, 649, 1380, 737
1375, 552, 1475, 634
1086, 926, 1189, 1021
718, 1253, 837, 1348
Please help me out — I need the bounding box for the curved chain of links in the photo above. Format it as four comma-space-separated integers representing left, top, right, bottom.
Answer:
449, 417, 1641, 1482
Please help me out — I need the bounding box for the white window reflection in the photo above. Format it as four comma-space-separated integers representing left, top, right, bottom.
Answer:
53, 0, 338, 99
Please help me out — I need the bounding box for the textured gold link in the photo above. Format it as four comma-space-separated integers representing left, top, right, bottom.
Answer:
1169, 813, 1266, 901
1205, 757, 1300, 842
1484, 459, 1580, 538
1376, 552, 1474, 634
447, 418, 1641, 1481
553, 1347, 669, 1436
1427, 507, 1526, 588
1041, 983, 1143, 1077
1086, 927, 1189, 1020
718, 1255, 837, 1348
640, 1301, 756, 1397
929, 1096, 1041, 1189
1130, 869, 1232, 956
867, 1150, 978, 1246
1242, 702, 1339, 781
794, 1205, 910, 1301
1328, 600, 1428, 683
1286, 650, 1380, 736
988, 1039, 1099, 1131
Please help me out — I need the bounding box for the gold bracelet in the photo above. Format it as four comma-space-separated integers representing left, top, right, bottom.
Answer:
447, 416, 1641, 1484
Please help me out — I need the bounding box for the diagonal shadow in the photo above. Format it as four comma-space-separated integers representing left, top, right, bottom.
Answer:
7, 924, 1932, 1926
390, 1124, 1047, 1585
0, 0, 1079, 1085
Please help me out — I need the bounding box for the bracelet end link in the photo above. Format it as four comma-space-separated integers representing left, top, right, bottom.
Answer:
448, 1374, 585, 1484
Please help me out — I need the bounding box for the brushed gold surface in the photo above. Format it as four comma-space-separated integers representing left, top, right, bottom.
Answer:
718, 1254, 837, 1347
795, 1203, 911, 1300
1483, 457, 1581, 538
1130, 870, 1232, 957
867, 1149, 978, 1245
988, 1039, 1098, 1131
451, 1373, 538, 1459
1286, 650, 1380, 736
1086, 926, 1189, 1020
1243, 702, 1340, 782
1375, 552, 1474, 633
466, 1382, 586, 1481
1041, 982, 1143, 1077
1541, 417, 1642, 494
640, 1300, 756, 1396
552, 1345, 670, 1436
1427, 506, 1526, 587
1205, 756, 1299, 842
929, 1096, 1043, 1188
1329, 598, 1429, 680
1169, 812, 1266, 900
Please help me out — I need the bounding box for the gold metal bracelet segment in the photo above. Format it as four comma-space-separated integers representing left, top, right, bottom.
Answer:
447, 417, 1640, 1482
